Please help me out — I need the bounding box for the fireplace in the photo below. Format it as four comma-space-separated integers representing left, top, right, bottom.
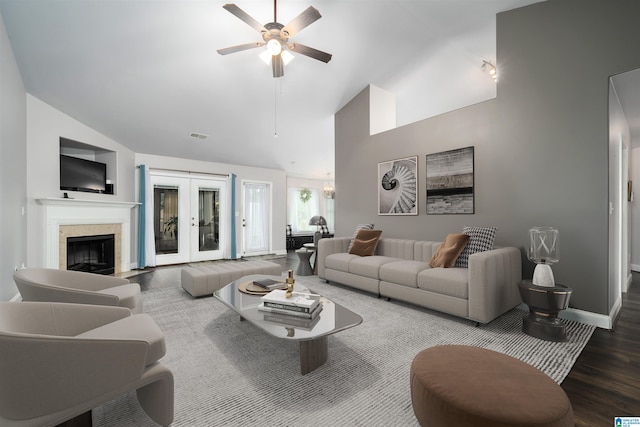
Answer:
67, 234, 115, 275
37, 198, 138, 274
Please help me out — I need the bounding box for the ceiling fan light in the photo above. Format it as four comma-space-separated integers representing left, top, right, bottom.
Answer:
266, 39, 282, 55
259, 49, 272, 65
281, 50, 294, 65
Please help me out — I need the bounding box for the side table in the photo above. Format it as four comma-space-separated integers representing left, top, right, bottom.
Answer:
517, 280, 572, 342
303, 242, 318, 274
295, 248, 314, 276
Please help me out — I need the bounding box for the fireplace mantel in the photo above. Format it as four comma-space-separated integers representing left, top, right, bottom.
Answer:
36, 197, 140, 209
37, 197, 139, 273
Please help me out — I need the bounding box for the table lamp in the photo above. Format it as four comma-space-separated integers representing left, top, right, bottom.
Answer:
308, 216, 327, 245
528, 227, 559, 287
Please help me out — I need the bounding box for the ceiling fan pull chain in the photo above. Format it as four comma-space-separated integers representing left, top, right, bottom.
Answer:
274, 80, 278, 137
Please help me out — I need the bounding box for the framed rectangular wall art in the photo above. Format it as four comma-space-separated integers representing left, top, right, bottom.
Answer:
426, 146, 474, 215
378, 156, 418, 215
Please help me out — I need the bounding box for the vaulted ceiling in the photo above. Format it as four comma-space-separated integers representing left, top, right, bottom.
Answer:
0, 0, 547, 179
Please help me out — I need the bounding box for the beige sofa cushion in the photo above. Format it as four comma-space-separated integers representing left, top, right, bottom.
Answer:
379, 260, 430, 288
349, 256, 399, 279
325, 253, 359, 272
417, 268, 469, 299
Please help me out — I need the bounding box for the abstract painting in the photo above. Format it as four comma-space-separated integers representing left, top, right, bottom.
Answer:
426, 147, 474, 215
378, 156, 418, 215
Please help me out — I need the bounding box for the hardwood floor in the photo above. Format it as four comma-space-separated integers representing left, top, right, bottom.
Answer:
126, 255, 640, 425
561, 272, 640, 426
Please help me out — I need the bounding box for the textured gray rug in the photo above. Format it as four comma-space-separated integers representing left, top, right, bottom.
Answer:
93, 275, 595, 426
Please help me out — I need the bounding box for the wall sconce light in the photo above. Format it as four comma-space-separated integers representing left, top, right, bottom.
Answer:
481, 60, 497, 82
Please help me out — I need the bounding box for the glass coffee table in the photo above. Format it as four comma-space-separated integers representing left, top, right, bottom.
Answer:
214, 274, 363, 375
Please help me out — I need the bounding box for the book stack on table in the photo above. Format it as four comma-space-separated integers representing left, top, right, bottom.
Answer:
259, 289, 322, 319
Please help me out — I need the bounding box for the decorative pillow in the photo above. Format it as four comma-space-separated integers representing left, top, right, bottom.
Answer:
348, 229, 383, 257
286, 224, 292, 237
454, 226, 497, 268
347, 223, 375, 252
429, 233, 470, 268
320, 224, 330, 234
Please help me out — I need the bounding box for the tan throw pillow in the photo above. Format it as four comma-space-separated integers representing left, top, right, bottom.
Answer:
347, 223, 375, 252
348, 229, 383, 257
429, 233, 471, 268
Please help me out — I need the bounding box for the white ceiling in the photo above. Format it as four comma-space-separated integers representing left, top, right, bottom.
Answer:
1, 0, 553, 179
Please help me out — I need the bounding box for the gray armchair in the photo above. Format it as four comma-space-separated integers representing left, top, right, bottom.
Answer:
0, 301, 173, 426
14, 268, 143, 314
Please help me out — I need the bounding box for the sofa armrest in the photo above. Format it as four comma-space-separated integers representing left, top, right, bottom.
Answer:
467, 247, 522, 324
317, 237, 351, 279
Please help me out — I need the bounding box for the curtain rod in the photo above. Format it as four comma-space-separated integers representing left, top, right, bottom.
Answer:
136, 165, 229, 178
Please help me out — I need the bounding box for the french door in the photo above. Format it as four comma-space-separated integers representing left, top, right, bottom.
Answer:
242, 181, 272, 256
151, 173, 225, 265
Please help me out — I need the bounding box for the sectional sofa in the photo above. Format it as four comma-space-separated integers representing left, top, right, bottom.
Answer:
317, 237, 522, 324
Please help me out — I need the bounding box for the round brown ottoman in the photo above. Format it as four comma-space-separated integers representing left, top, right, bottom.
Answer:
410, 345, 574, 427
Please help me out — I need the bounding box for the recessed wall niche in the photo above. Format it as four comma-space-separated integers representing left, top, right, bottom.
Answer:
59, 137, 117, 195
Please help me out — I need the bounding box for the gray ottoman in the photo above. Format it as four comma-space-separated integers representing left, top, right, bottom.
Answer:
181, 260, 282, 297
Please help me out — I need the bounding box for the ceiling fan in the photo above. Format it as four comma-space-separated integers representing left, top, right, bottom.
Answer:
217, 0, 332, 78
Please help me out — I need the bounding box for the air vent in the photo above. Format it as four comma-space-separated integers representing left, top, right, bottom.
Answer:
189, 132, 209, 140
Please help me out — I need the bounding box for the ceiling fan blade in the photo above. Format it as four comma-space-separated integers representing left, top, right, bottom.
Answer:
272, 54, 284, 78
288, 43, 332, 63
217, 42, 265, 55
222, 4, 267, 33
281, 6, 321, 38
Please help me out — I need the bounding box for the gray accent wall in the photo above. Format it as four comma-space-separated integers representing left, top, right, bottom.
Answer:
334, 0, 640, 316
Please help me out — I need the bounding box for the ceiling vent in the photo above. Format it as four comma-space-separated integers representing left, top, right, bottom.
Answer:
189, 132, 209, 140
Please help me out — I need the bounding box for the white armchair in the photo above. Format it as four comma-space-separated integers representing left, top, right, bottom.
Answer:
0, 302, 173, 426
14, 268, 143, 314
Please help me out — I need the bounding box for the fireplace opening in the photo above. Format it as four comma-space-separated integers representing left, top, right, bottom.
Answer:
67, 234, 115, 275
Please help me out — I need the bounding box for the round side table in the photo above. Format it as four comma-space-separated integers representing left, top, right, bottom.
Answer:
295, 249, 314, 276
517, 280, 572, 342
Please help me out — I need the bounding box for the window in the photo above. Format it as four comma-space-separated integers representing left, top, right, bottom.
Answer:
288, 188, 320, 233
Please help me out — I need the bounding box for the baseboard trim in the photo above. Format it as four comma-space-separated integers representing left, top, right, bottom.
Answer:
516, 303, 616, 329
624, 273, 633, 293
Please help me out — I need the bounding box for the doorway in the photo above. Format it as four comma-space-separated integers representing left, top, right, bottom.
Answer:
242, 181, 272, 256
151, 172, 226, 266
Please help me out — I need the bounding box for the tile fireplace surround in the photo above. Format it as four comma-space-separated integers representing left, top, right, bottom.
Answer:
36, 198, 139, 274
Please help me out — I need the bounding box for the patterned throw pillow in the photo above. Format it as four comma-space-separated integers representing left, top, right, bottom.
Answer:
347, 223, 375, 252
454, 226, 497, 268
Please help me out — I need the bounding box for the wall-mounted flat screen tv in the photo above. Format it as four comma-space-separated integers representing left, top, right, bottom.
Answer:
60, 154, 107, 193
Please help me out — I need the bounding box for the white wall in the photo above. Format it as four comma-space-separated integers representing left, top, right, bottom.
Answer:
25, 95, 137, 269
0, 11, 27, 300
631, 146, 640, 271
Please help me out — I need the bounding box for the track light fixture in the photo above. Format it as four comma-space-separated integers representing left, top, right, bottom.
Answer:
481, 60, 497, 82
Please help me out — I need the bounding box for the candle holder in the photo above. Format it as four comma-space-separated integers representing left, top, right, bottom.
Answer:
285, 269, 295, 298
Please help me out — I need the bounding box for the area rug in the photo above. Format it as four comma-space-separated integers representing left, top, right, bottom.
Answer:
93, 276, 595, 427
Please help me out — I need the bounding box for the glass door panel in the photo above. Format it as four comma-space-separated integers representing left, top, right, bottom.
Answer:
190, 179, 224, 262
242, 181, 271, 256
151, 175, 190, 266
154, 186, 179, 255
